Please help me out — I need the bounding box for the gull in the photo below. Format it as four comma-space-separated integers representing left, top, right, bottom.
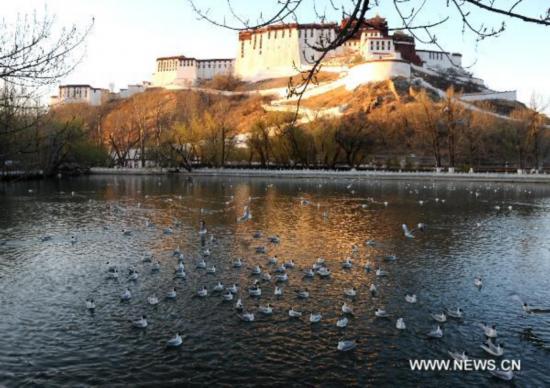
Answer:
405, 294, 417, 303
396, 318, 406, 330
309, 313, 322, 323
238, 206, 252, 222
474, 277, 483, 288
480, 339, 504, 356
167, 333, 183, 348
132, 315, 148, 329
85, 299, 95, 310
337, 340, 357, 352
479, 323, 497, 338
199, 220, 207, 236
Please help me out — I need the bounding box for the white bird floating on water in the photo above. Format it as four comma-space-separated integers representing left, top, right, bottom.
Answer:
284, 260, 295, 269
375, 308, 389, 318
342, 258, 353, 269
310, 313, 322, 323
275, 273, 288, 282
175, 268, 186, 279
199, 220, 207, 236
251, 265, 262, 275
166, 288, 177, 299
480, 339, 504, 356
317, 267, 331, 278
167, 333, 182, 348
233, 258, 243, 268
206, 265, 216, 274
258, 304, 273, 315
447, 308, 464, 319
402, 224, 415, 239
288, 308, 302, 318
375, 268, 387, 277
427, 325, 443, 338
249, 285, 262, 297
474, 277, 483, 288
431, 312, 447, 323
148, 296, 159, 305
274, 286, 283, 296
336, 317, 349, 328
370, 284, 378, 297
303, 269, 315, 278
268, 255, 278, 265
132, 315, 148, 329
227, 284, 238, 294
196, 259, 206, 269
223, 291, 234, 301
197, 287, 208, 297
121, 289, 132, 301
296, 289, 310, 299
238, 206, 252, 222
240, 312, 255, 322
480, 323, 497, 338
396, 318, 406, 330
344, 288, 357, 297
235, 298, 243, 311
405, 294, 417, 303
342, 303, 353, 314
337, 340, 357, 352
213, 282, 224, 292
86, 299, 95, 310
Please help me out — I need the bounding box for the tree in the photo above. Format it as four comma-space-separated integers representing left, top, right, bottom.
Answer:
310, 117, 341, 168
247, 119, 272, 167
0, 8, 92, 176
510, 97, 549, 170
440, 86, 467, 169
335, 111, 375, 168
410, 90, 445, 168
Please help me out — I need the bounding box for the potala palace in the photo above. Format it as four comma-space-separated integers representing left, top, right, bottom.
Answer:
50, 16, 516, 106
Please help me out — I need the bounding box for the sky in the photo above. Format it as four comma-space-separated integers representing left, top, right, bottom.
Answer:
4, 0, 549, 109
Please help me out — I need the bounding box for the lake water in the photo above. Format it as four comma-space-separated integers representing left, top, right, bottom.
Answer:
1, 175, 549, 387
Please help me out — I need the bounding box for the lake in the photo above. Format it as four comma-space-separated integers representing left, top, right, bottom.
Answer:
1, 175, 549, 387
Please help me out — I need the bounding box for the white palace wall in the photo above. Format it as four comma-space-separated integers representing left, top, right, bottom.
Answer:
344, 60, 411, 90
235, 26, 341, 82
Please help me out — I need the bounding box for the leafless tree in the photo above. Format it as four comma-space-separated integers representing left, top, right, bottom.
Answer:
0, 8, 93, 88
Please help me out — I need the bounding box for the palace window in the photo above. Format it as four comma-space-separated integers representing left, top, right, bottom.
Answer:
370, 41, 374, 50
310, 29, 313, 37
268, 31, 271, 39
282, 29, 285, 38
241, 41, 245, 57
274, 31, 277, 39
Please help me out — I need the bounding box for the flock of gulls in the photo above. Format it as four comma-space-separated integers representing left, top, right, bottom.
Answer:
66, 182, 546, 383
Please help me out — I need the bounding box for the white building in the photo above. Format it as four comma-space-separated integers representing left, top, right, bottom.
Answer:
235, 16, 465, 82
50, 84, 109, 107
118, 82, 151, 99
416, 50, 462, 71
151, 55, 235, 88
